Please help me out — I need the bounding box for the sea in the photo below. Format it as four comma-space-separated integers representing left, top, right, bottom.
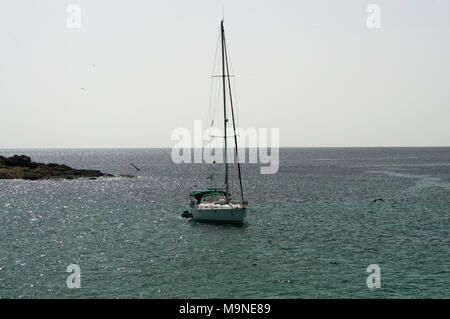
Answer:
0, 148, 449, 298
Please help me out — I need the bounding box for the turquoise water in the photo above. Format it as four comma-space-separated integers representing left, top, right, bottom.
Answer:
0, 148, 449, 298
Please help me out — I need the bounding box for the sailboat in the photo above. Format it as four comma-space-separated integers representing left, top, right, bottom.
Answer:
182, 20, 248, 225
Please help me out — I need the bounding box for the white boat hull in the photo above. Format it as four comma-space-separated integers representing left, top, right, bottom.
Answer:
192, 207, 247, 224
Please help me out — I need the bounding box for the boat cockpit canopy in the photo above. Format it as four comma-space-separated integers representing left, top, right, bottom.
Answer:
189, 190, 229, 203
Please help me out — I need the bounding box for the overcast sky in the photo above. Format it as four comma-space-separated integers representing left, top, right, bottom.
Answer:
1, 0, 449, 148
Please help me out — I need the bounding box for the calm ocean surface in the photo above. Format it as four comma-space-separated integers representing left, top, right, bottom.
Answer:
0, 148, 449, 298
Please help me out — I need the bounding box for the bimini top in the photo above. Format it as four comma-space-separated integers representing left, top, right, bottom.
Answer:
189, 190, 228, 202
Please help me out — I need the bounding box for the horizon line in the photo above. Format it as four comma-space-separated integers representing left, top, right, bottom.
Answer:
1, 146, 450, 150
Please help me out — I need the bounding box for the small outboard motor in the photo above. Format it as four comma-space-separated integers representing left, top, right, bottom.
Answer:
181, 210, 193, 218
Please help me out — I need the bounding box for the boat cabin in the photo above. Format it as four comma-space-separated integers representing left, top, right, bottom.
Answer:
189, 190, 229, 205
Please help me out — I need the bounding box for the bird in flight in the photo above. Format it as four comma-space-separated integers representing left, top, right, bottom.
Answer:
129, 163, 140, 171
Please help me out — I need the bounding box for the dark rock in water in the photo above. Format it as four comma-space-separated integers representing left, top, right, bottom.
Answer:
0, 154, 115, 180
0, 155, 32, 167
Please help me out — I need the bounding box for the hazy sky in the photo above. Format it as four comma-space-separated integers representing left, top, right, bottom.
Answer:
1, 0, 449, 148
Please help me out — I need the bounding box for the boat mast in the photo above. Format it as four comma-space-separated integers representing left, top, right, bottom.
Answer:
223, 27, 245, 204
221, 20, 230, 200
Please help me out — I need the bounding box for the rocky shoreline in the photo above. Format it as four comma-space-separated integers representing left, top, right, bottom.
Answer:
0, 155, 118, 180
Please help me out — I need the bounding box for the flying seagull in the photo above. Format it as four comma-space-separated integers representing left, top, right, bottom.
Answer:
370, 198, 385, 206
129, 163, 140, 171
